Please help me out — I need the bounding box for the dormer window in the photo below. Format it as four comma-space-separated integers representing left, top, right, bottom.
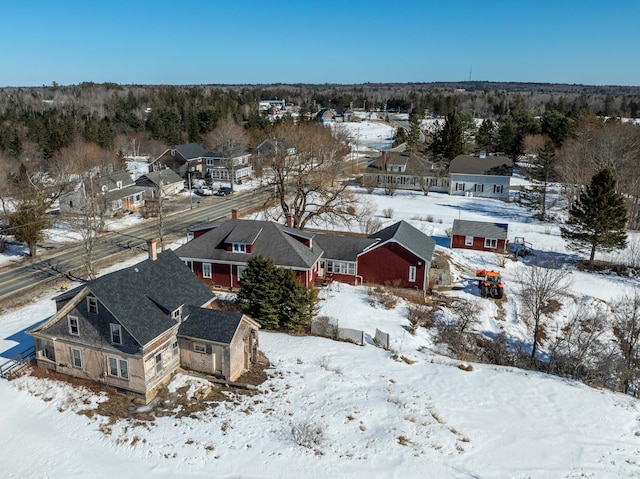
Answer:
171, 307, 182, 321
116, 181, 123, 189
87, 296, 98, 314
232, 243, 247, 253
110, 324, 122, 344
102, 185, 108, 192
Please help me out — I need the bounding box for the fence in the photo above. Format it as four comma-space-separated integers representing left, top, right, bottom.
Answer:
310, 317, 389, 349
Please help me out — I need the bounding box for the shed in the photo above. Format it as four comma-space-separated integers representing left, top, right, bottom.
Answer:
450, 219, 509, 252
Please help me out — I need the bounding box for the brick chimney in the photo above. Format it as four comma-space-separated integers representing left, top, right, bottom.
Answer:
147, 239, 157, 261
285, 214, 293, 228
231, 209, 238, 219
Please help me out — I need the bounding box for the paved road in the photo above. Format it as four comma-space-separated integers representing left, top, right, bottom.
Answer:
0, 188, 270, 304
0, 156, 372, 305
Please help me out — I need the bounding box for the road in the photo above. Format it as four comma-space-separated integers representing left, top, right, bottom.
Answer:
0, 188, 270, 305
0, 156, 372, 305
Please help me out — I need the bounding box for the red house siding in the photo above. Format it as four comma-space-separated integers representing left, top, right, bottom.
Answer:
327, 272, 358, 285
451, 235, 507, 252
357, 242, 426, 291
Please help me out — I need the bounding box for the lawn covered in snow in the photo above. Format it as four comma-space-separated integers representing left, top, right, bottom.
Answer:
1, 176, 640, 478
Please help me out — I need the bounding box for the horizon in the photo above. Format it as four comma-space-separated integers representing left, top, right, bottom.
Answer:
2, 1, 639, 88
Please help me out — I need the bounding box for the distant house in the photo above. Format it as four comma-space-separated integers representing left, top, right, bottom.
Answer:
149, 143, 208, 178
59, 170, 145, 217
202, 147, 252, 183
316, 108, 336, 124
149, 143, 253, 184
176, 215, 436, 295
450, 219, 509, 252
256, 138, 296, 165
448, 154, 512, 200
28, 244, 260, 403
135, 169, 184, 198
364, 151, 449, 193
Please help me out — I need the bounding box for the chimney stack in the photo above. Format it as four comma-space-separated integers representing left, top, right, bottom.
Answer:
231, 209, 238, 219
147, 239, 157, 261
285, 214, 293, 228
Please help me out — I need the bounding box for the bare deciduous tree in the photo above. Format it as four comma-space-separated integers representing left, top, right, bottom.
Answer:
204, 119, 249, 193
612, 289, 640, 395
516, 263, 571, 358
263, 122, 364, 230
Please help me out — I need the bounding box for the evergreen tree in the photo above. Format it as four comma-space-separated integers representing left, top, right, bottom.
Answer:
475, 119, 497, 153
541, 109, 571, 148
278, 269, 318, 332
237, 256, 282, 329
237, 255, 318, 331
560, 168, 628, 266
406, 111, 421, 153
530, 139, 557, 220
430, 111, 465, 162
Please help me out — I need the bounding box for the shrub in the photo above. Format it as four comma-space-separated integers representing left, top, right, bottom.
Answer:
382, 207, 394, 219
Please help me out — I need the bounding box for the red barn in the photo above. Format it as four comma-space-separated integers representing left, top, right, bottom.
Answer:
177, 218, 436, 295
450, 219, 509, 252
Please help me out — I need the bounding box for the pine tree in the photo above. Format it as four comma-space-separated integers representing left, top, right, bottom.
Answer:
530, 139, 557, 220
237, 256, 282, 329
560, 167, 628, 266
278, 269, 318, 332
475, 119, 496, 153
430, 111, 465, 163
406, 111, 421, 153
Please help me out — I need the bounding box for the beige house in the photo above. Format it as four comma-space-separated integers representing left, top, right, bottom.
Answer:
28, 242, 260, 403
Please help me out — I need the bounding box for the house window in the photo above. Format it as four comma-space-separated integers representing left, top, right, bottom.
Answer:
206, 158, 213, 166
68, 316, 80, 336
155, 353, 163, 374
116, 181, 123, 189
173, 341, 179, 356
112, 199, 122, 210
237, 265, 246, 280
326, 260, 356, 275
456, 182, 465, 191
232, 243, 247, 253
134, 193, 143, 202
40, 342, 55, 361
465, 236, 474, 246
202, 262, 212, 278
493, 184, 504, 194
193, 343, 206, 353
110, 324, 122, 344
184, 260, 193, 271
409, 266, 417, 282
87, 297, 98, 314
485, 238, 498, 249
474, 184, 484, 192
71, 348, 83, 369
69, 200, 73, 208
107, 357, 129, 379
171, 307, 182, 321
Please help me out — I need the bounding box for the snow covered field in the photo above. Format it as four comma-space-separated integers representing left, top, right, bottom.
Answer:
2, 118, 640, 477
2, 177, 640, 478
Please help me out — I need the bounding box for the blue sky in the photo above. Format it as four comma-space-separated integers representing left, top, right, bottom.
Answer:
2, 1, 638, 87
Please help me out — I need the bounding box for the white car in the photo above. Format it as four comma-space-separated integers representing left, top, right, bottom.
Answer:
197, 186, 213, 196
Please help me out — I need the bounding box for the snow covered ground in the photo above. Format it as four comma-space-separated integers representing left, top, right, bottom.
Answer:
2, 175, 640, 478
2, 119, 640, 477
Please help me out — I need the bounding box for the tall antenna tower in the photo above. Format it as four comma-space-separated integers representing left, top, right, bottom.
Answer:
469, 64, 472, 82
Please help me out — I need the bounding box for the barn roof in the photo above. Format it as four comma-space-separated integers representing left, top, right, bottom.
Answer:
452, 219, 509, 239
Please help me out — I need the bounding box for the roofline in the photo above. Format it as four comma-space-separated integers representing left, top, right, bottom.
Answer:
178, 256, 317, 272
28, 287, 90, 336
357, 238, 433, 263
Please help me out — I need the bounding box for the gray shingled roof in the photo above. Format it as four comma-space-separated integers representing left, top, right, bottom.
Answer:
452, 219, 509, 239
138, 169, 183, 187
85, 170, 134, 192
313, 233, 377, 261
56, 250, 214, 347
175, 219, 323, 269
179, 308, 245, 345
367, 152, 437, 176
449, 155, 512, 175
171, 143, 208, 160
368, 221, 436, 261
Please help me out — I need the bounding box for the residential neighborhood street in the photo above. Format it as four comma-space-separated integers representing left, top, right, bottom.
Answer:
0, 188, 270, 306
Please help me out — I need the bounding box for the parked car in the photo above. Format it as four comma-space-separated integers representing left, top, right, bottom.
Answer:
215, 187, 233, 196
197, 186, 214, 196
